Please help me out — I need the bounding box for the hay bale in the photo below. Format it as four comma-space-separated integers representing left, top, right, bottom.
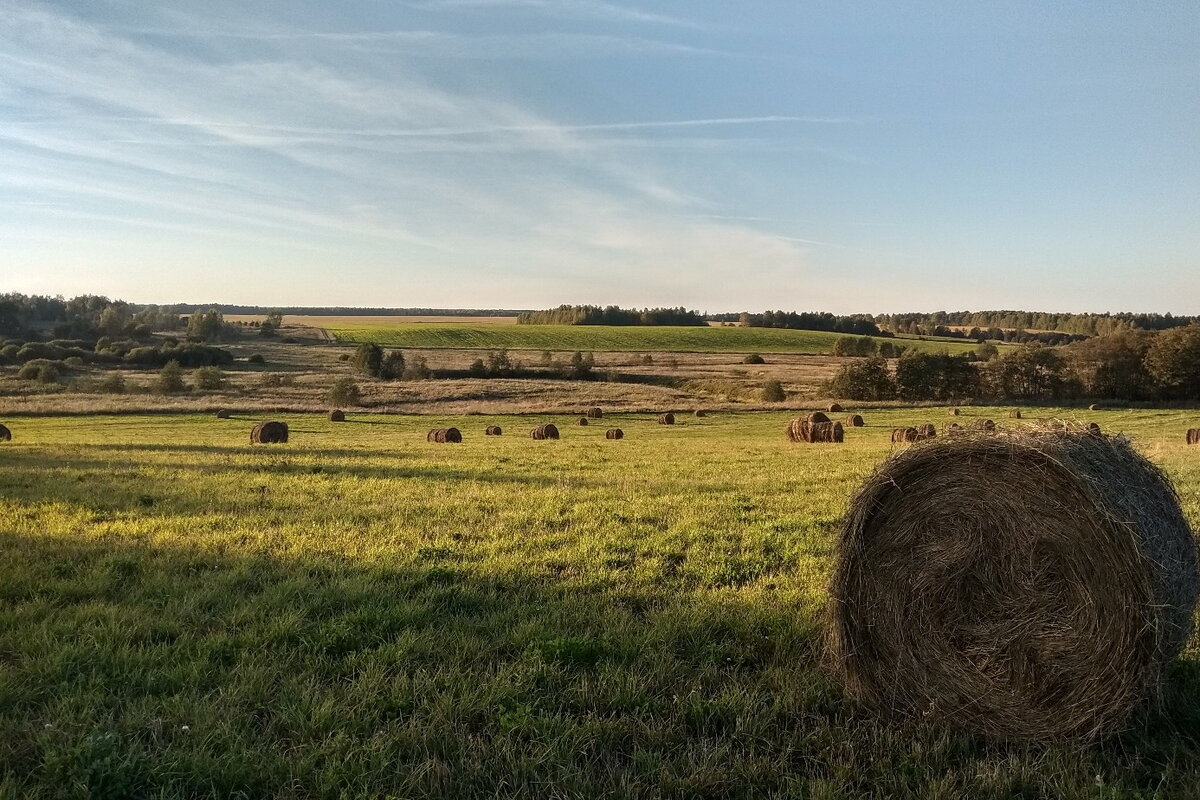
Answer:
605, 428, 624, 440
916, 423, 937, 440
789, 419, 844, 443
658, 413, 675, 425
827, 429, 1200, 740
950, 408, 961, 416
328, 409, 345, 422
0, 423, 10, 442
806, 411, 831, 425
847, 414, 865, 428
974, 419, 996, 433
531, 423, 560, 440
577, 417, 589, 426
216, 408, 232, 419
828, 402, 844, 413
891, 427, 919, 444
694, 410, 707, 418
586, 407, 603, 419
485, 425, 503, 436
1187, 428, 1200, 446
1010, 409, 1023, 419
1087, 422, 1102, 436
1089, 404, 1101, 411
947, 422, 962, 436
427, 427, 462, 443
250, 421, 289, 444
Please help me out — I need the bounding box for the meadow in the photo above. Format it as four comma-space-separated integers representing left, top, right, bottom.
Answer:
2, 407, 1200, 797
323, 322, 986, 356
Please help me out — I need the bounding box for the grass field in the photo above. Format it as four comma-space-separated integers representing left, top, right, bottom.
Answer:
323, 323, 986, 355
2, 408, 1200, 797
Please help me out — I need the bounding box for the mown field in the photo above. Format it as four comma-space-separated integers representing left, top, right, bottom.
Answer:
2, 408, 1200, 797
323, 323, 985, 355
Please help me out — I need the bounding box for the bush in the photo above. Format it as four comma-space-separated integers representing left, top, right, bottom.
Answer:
832, 336, 878, 358
247, 354, 265, 364
16, 363, 39, 380
329, 377, 362, 405
64, 356, 84, 367
380, 350, 406, 380
352, 343, 384, 377
337, 354, 350, 362
0, 344, 19, 362
98, 373, 126, 394
761, 379, 786, 402
641, 354, 654, 365
468, 359, 487, 377
192, 366, 226, 390
258, 372, 295, 388
36, 364, 59, 384
744, 353, 765, 365
156, 360, 186, 393
827, 357, 895, 400
402, 356, 432, 380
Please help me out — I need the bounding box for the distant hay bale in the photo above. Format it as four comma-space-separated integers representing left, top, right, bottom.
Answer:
1089, 404, 1101, 411
0, 423, 10, 442
328, 409, 345, 422
531, 423, 560, 440
947, 422, 962, 436
658, 413, 675, 425
916, 423, 937, 440
788, 418, 844, 443
1187, 428, 1200, 446
827, 428, 1200, 740
694, 410, 707, 418
806, 411, 831, 425
950, 408, 961, 416
577, 417, 589, 426
427, 427, 462, 443
828, 402, 844, 413
250, 421, 289, 444
891, 427, 919, 444
485, 425, 503, 436
1087, 422, 1102, 436
605, 428, 624, 440
847, 414, 865, 427
586, 407, 603, 419
1010, 409, 1023, 419
216, 408, 232, 419
974, 419, 996, 433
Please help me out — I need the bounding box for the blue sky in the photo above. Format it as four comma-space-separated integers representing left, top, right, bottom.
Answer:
1, 1, 1197, 313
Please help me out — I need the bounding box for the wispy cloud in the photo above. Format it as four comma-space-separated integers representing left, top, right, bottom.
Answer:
400, 0, 700, 28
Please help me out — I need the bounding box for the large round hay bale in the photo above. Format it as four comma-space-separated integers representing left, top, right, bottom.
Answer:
250, 421, 289, 444
1089, 404, 1101, 411
0, 423, 10, 442
694, 410, 707, 418
485, 425, 503, 436
890, 427, 918, 444
1187, 428, 1200, 446
216, 408, 232, 419
946, 422, 962, 436
788, 418, 844, 443
806, 411, 831, 425
827, 402, 844, 413
531, 423, 560, 440
950, 408, 961, 416
328, 409, 345, 422
975, 418, 996, 433
847, 414, 865, 428
577, 417, 589, 426
586, 407, 603, 419
1087, 422, 1102, 436
658, 413, 675, 425
605, 428, 624, 440
827, 429, 1200, 740
427, 427, 462, 443
1010, 409, 1023, 419
916, 423, 937, 440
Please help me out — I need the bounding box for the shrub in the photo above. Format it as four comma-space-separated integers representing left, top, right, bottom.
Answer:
64, 356, 84, 367
402, 355, 432, 380
380, 350, 406, 380
16, 363, 39, 380
258, 372, 295, 388
329, 377, 362, 405
192, 366, 226, 390
0, 344, 19, 362
828, 357, 895, 401
98, 373, 126, 394
352, 343, 383, 377
761, 379, 786, 402
36, 364, 59, 384
337, 354, 350, 362
832, 336, 878, 358
468, 359, 487, 377
744, 353, 765, 365
641, 354, 654, 365
247, 354, 265, 364
156, 360, 186, 393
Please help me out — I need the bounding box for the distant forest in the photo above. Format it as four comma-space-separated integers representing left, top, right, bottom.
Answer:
518, 305, 707, 326
163, 305, 529, 317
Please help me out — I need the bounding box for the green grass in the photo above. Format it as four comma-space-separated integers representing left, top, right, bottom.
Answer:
1, 408, 1199, 798
324, 323, 987, 355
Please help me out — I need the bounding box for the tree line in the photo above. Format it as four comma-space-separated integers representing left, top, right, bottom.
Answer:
828, 326, 1200, 402
517, 305, 707, 326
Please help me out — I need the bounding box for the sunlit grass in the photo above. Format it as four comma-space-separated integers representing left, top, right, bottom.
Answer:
1, 407, 1198, 797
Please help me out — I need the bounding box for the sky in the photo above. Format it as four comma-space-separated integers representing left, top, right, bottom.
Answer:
1, 1, 1198, 314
